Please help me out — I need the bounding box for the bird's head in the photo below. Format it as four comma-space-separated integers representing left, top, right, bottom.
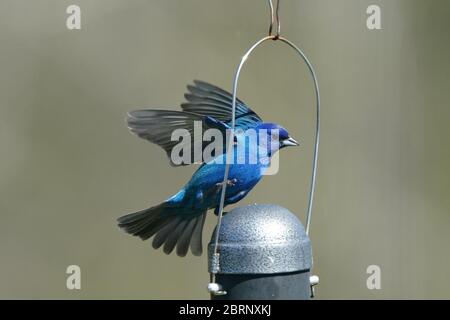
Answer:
255, 122, 300, 153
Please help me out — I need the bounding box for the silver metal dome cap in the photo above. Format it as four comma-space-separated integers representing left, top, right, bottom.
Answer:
208, 204, 312, 274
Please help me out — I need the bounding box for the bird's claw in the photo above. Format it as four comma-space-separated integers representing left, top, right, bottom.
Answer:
215, 178, 238, 189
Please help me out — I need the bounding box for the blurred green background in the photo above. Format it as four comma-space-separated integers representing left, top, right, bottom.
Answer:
0, 0, 449, 299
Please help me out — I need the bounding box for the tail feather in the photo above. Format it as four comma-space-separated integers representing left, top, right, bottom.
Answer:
176, 218, 198, 257
118, 204, 166, 240
118, 203, 207, 257
152, 217, 182, 249
190, 213, 207, 256
128, 213, 160, 236
118, 208, 154, 233
163, 219, 189, 255
139, 217, 171, 240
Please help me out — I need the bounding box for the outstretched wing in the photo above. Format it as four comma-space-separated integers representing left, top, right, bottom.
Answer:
127, 81, 263, 166
127, 109, 227, 166
181, 80, 263, 130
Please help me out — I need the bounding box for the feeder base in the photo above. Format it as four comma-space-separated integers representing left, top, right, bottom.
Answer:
211, 270, 311, 300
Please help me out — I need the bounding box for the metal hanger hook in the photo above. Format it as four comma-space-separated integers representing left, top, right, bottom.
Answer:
268, 0, 281, 39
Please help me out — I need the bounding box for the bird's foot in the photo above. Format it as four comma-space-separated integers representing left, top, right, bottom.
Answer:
215, 178, 238, 189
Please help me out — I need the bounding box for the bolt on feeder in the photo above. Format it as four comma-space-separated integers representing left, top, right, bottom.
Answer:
207, 0, 321, 299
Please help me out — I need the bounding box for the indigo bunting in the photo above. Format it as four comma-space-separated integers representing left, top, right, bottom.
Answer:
118, 81, 299, 256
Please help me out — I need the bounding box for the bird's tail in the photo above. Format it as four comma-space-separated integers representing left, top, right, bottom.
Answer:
117, 203, 207, 257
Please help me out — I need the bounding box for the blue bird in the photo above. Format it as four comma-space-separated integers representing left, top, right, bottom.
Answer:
118, 80, 299, 256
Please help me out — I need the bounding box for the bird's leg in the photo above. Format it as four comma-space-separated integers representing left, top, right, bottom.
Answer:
214, 206, 228, 216
202, 178, 238, 204
206, 178, 239, 198
217, 178, 238, 188
213, 189, 249, 216
211, 179, 238, 216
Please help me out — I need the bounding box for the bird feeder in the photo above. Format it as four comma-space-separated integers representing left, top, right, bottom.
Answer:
207, 0, 321, 299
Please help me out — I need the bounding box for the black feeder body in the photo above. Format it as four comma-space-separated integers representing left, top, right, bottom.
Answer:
208, 204, 314, 300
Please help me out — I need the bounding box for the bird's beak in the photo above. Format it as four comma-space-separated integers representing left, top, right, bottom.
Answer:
282, 137, 300, 147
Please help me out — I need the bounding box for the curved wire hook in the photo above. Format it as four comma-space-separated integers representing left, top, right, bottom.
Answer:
211, 36, 321, 271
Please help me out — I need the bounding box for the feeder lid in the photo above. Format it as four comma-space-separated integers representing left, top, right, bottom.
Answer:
208, 204, 312, 274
